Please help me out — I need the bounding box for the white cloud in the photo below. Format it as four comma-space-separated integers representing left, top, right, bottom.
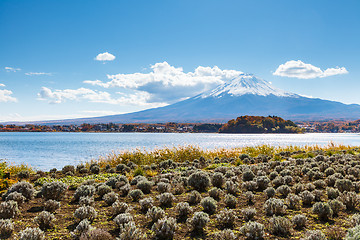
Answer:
37, 87, 165, 107
5, 67, 21, 72
0, 83, 5, 87
38, 87, 110, 104
95, 52, 116, 61
273, 60, 348, 79
84, 61, 243, 103
0, 113, 96, 122
81, 110, 125, 116
0, 113, 23, 122
0, 89, 17, 103
25, 72, 52, 76
0, 111, 130, 122
323, 67, 349, 77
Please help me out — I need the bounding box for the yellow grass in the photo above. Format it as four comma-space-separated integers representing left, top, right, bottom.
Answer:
0, 159, 35, 176
93, 142, 355, 168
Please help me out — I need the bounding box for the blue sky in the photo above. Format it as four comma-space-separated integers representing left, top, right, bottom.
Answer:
1, 0, 359, 121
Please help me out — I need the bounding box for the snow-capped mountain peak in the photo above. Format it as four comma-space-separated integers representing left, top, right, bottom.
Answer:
199, 74, 297, 98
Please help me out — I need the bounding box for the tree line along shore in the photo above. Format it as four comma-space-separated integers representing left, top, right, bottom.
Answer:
2, 115, 360, 133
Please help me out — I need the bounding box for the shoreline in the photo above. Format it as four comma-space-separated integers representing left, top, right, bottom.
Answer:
2, 143, 356, 173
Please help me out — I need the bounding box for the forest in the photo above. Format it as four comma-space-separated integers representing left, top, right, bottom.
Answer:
219, 116, 303, 133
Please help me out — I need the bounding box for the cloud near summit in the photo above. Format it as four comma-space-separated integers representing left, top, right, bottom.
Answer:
84, 61, 243, 103
273, 60, 348, 79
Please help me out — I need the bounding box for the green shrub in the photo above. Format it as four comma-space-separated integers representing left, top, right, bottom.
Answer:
74, 206, 97, 222
90, 164, 100, 174
264, 198, 286, 216
34, 211, 55, 230
188, 171, 211, 192
201, 197, 217, 214
44, 199, 61, 213
269, 216, 292, 236
226, 181, 240, 195
4, 181, 34, 200
41, 181, 67, 200
119, 222, 146, 240
329, 199, 345, 216
0, 219, 13, 238
301, 190, 315, 206
327, 187, 340, 199
212, 172, 225, 188
73, 219, 92, 236
187, 190, 201, 205
111, 201, 129, 216
113, 213, 133, 228
277, 185, 291, 198
151, 217, 177, 240
0, 201, 19, 219
175, 202, 191, 219
335, 179, 353, 192
74, 185, 96, 201
130, 175, 147, 185
351, 214, 360, 226
264, 187, 276, 198
188, 211, 209, 232
139, 197, 154, 213
79, 228, 112, 240
5, 192, 25, 205
340, 191, 360, 211
146, 206, 165, 224
128, 189, 144, 202
103, 192, 118, 206
242, 170, 255, 181
18, 227, 45, 240
292, 214, 307, 229
137, 180, 153, 194
212, 229, 236, 240
256, 176, 270, 191
244, 191, 254, 205
157, 182, 171, 193
96, 183, 112, 197
209, 187, 222, 200
240, 221, 264, 240
224, 194, 237, 208
216, 208, 236, 229
242, 208, 256, 222
286, 194, 301, 210
305, 230, 327, 240
312, 202, 333, 220
158, 193, 175, 208
79, 196, 94, 206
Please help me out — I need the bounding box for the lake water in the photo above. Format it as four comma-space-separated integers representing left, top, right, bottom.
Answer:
0, 132, 360, 170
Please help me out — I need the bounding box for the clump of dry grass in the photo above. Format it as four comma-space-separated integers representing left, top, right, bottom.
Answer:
92, 143, 354, 168
0, 160, 34, 176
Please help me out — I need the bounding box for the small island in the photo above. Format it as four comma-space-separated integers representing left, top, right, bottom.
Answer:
219, 115, 303, 133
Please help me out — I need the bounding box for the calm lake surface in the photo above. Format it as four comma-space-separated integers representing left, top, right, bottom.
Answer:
0, 132, 360, 170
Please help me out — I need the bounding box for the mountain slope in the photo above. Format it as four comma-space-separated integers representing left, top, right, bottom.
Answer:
8, 74, 360, 124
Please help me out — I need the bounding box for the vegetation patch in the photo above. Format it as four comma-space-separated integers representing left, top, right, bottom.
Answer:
0, 144, 359, 239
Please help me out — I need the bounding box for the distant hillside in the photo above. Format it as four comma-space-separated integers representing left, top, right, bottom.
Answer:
5, 74, 360, 125
219, 115, 302, 133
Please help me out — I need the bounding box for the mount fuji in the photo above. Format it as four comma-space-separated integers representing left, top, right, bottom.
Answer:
17, 74, 360, 124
